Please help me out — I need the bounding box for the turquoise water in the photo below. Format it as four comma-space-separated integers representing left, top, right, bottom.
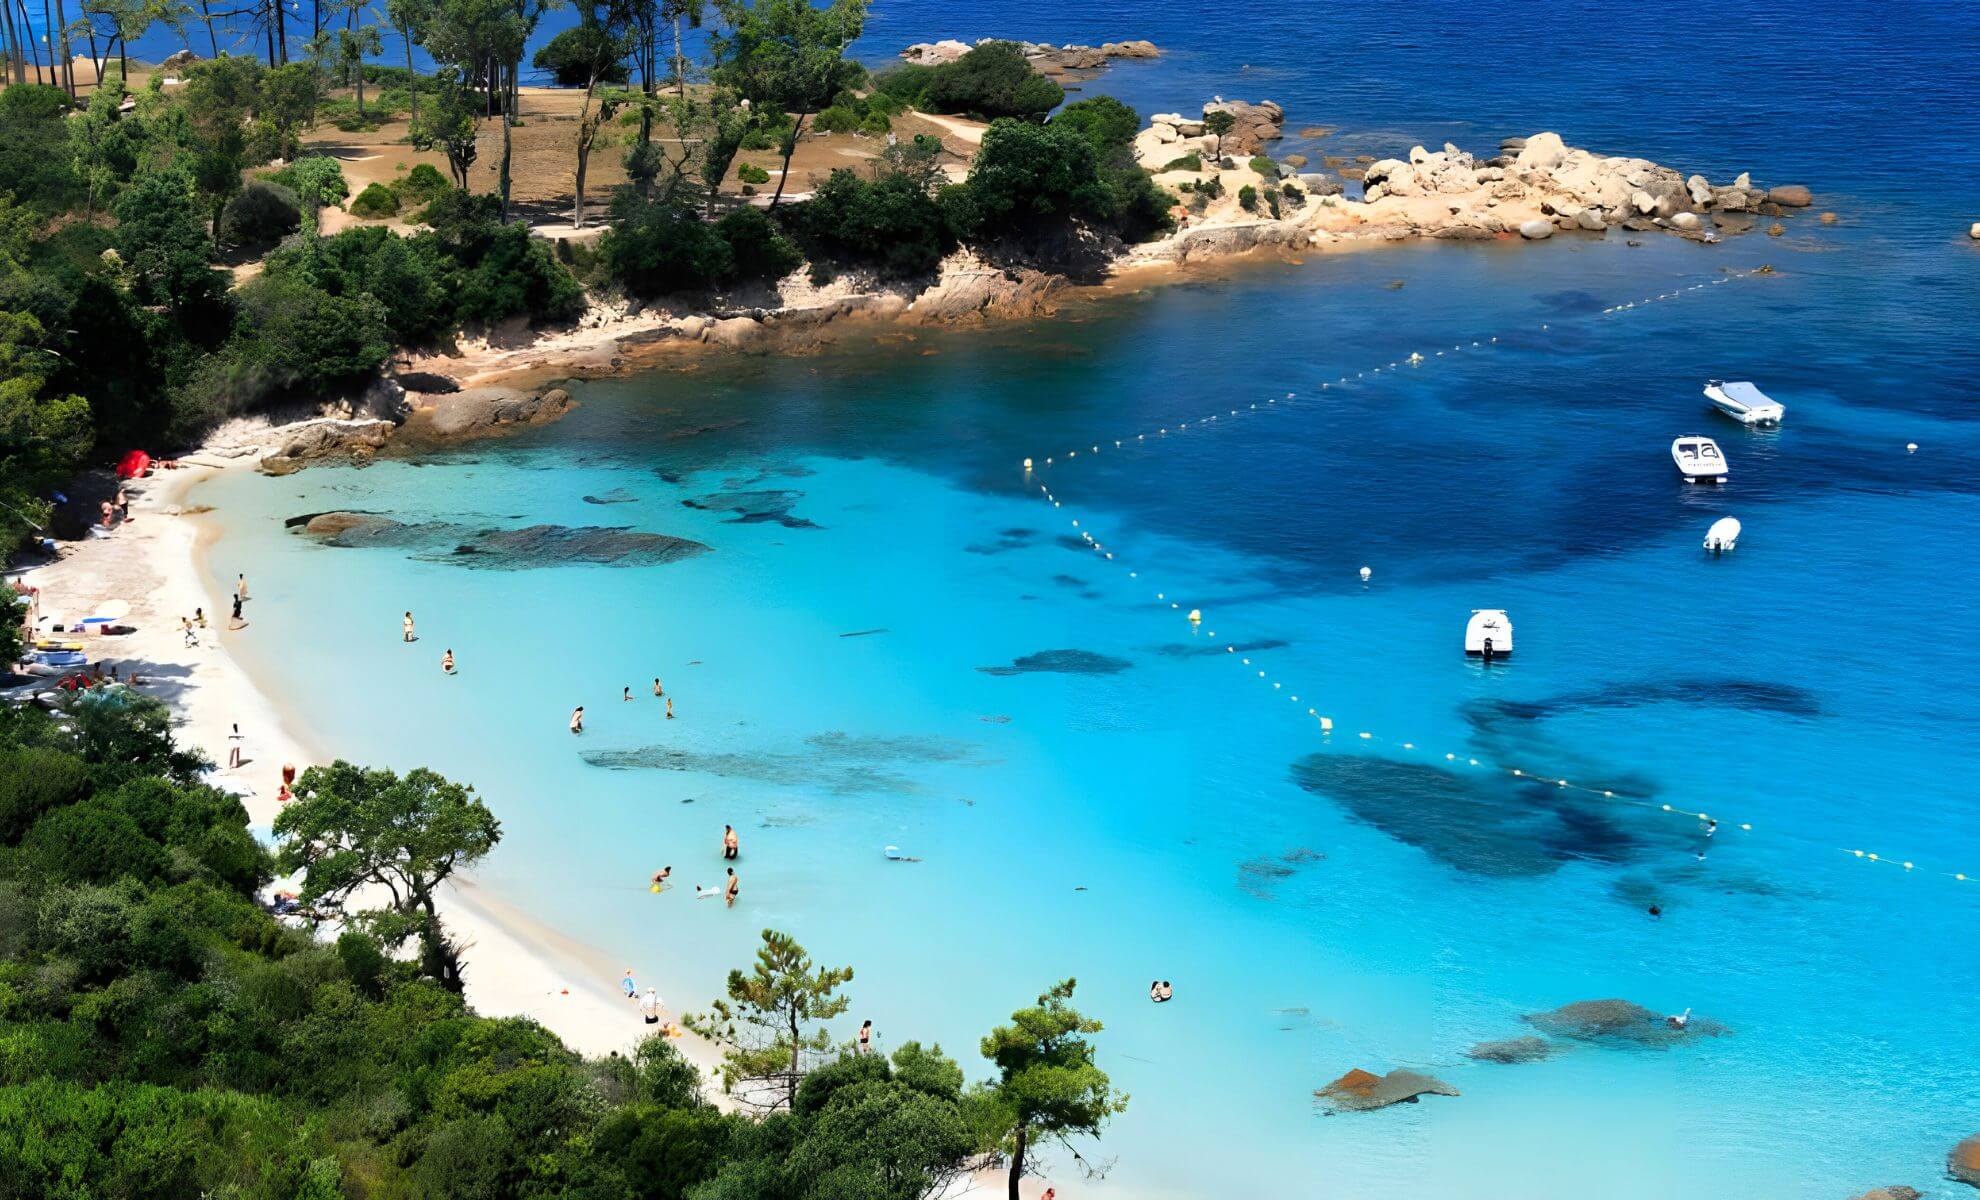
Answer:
199, 229, 1980, 1195
154, 0, 1980, 1192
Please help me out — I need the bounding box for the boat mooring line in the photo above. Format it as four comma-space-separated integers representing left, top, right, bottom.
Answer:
1016, 268, 1770, 474
1034, 478, 1750, 837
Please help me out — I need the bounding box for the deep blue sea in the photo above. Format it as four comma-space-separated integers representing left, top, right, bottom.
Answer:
145, 1, 1980, 1195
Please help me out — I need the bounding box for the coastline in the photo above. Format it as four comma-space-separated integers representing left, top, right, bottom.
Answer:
21, 447, 727, 1074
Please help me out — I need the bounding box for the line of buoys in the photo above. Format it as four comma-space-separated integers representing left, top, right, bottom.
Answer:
1032, 481, 1750, 835
1021, 270, 1768, 475
1842, 848, 1972, 884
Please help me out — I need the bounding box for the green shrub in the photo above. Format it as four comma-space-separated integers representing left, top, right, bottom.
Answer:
394, 162, 450, 205
1238, 183, 1258, 211
860, 110, 892, 136
956, 118, 1111, 239
737, 162, 770, 185
1249, 155, 1277, 177
1161, 152, 1202, 172
1282, 181, 1304, 202
261, 157, 349, 210
1052, 96, 1140, 151
811, 104, 859, 134
218, 182, 301, 251
919, 41, 1063, 120
788, 168, 953, 276
601, 195, 733, 296
714, 206, 802, 283
740, 113, 794, 151
454, 223, 583, 325
349, 182, 400, 219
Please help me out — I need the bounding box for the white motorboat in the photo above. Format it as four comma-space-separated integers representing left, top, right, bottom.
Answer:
1465, 609, 1513, 659
1704, 380, 1785, 426
1671, 436, 1729, 483
1704, 516, 1741, 553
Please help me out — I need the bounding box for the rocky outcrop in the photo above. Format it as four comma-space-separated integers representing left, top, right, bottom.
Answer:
257, 417, 396, 475
1316, 1067, 1459, 1113
1951, 1133, 1980, 1187
1848, 1187, 1921, 1200
907, 262, 1065, 322
293, 512, 710, 568
398, 384, 574, 441
1466, 1036, 1556, 1064
158, 49, 200, 73
1522, 999, 1727, 1048
1134, 100, 1284, 167
899, 38, 1158, 76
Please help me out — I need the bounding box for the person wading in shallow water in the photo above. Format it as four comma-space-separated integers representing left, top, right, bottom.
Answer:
724, 867, 739, 906
722, 825, 738, 860
570, 707, 585, 734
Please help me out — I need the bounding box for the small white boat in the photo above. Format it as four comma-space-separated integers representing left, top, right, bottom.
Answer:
1704, 380, 1785, 426
1671, 436, 1729, 483
1704, 516, 1741, 553
1465, 609, 1513, 660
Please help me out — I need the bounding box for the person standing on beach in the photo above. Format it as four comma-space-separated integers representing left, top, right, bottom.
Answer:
570, 707, 585, 734
621, 969, 637, 1000
194, 608, 206, 628
641, 987, 662, 1025
442, 649, 455, 674
229, 593, 244, 628
181, 617, 197, 647
724, 867, 739, 906
236, 574, 249, 602
227, 723, 243, 769
722, 825, 738, 860
402, 612, 416, 642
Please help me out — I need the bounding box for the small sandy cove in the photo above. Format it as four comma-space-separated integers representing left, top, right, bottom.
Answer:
13, 437, 715, 1069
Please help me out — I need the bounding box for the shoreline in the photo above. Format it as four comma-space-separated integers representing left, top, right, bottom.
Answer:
20, 451, 727, 1074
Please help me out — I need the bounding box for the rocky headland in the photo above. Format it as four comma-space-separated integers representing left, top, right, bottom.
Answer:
243, 91, 1815, 474
899, 37, 1160, 78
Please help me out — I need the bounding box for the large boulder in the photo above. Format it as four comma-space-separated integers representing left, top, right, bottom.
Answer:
1847, 1188, 1921, 1200
1768, 184, 1813, 207
1296, 173, 1344, 197
1514, 131, 1567, 171
159, 48, 200, 73
1201, 99, 1284, 156
1952, 1133, 1980, 1187
1519, 219, 1554, 240
899, 39, 970, 66
1686, 173, 1714, 206
1317, 1067, 1459, 1113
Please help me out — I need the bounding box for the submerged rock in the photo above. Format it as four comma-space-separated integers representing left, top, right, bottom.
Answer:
293, 511, 710, 569
1849, 1187, 1922, 1200
978, 649, 1132, 677
1523, 999, 1727, 1048
1768, 184, 1813, 207
1952, 1133, 1980, 1187
1316, 1067, 1458, 1113
1466, 1036, 1557, 1064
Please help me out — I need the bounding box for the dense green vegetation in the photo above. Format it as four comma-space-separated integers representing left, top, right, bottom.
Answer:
0, 691, 1123, 1197
0, 0, 1176, 550
875, 41, 1063, 121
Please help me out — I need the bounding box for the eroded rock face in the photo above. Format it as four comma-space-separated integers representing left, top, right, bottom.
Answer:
258, 418, 396, 475
1201, 99, 1285, 157
1523, 999, 1728, 1048
1950, 1133, 1980, 1187
1316, 1067, 1459, 1113
899, 37, 1159, 74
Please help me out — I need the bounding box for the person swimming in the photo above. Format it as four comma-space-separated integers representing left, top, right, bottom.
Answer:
442, 649, 455, 674
1665, 1007, 1691, 1030
1150, 981, 1164, 1003
1158, 981, 1173, 1002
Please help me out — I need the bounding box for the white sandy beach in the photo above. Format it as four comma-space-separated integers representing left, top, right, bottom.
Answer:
14, 441, 719, 1069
